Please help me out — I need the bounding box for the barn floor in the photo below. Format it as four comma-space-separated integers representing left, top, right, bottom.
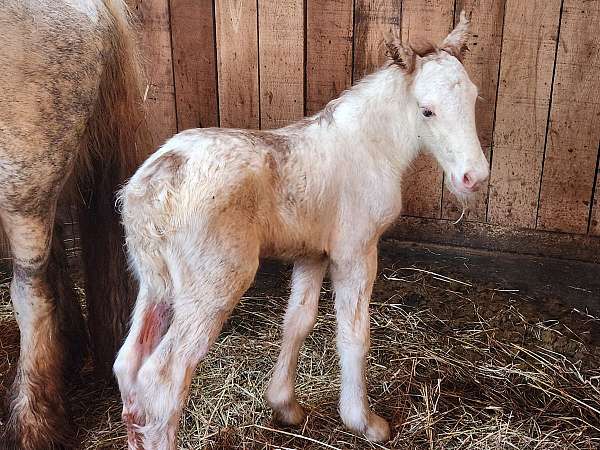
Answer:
1, 239, 600, 449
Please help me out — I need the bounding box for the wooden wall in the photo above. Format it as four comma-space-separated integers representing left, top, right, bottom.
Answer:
129, 0, 600, 252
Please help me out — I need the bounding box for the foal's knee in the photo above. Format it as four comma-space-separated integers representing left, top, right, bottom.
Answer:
113, 343, 137, 404
285, 301, 317, 337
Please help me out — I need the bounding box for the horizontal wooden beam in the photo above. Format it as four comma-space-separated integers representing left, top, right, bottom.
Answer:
386, 216, 600, 263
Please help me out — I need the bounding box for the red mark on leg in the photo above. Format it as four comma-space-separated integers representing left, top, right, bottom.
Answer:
138, 302, 172, 357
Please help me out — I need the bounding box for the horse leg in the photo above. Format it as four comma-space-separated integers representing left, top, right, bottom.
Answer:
114, 236, 260, 449
330, 247, 390, 442
0, 208, 72, 449
265, 257, 327, 425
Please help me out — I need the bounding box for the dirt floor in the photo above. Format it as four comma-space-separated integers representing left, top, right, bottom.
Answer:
1, 240, 599, 449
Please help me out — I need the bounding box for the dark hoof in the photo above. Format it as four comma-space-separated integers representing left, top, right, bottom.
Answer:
271, 401, 307, 427
0, 418, 72, 450
3, 389, 73, 450
0, 427, 19, 450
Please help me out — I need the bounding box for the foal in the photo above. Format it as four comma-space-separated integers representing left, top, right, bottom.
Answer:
114, 12, 488, 448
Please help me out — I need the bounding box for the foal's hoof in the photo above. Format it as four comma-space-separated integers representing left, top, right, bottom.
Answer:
363, 413, 391, 442
271, 400, 306, 426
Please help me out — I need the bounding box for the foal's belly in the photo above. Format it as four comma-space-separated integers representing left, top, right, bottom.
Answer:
259, 239, 326, 261
257, 213, 329, 261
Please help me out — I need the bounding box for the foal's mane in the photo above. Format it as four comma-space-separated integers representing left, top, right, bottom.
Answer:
411, 40, 468, 63
409, 40, 439, 58
284, 40, 461, 131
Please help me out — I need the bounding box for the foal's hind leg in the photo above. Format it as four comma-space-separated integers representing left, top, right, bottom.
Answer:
0, 209, 73, 449
265, 257, 327, 425
114, 236, 260, 449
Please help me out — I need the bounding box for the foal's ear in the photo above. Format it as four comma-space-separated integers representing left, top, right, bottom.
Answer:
441, 10, 471, 60
383, 31, 415, 72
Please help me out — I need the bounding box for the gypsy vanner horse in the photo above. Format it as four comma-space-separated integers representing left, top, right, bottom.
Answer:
0, 1, 149, 448
115, 11, 489, 449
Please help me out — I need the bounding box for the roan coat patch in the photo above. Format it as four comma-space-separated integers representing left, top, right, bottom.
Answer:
0, 1, 150, 448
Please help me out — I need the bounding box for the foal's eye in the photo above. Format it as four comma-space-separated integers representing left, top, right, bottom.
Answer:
422, 109, 434, 118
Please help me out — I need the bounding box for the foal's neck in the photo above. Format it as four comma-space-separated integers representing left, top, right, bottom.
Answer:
307, 65, 420, 175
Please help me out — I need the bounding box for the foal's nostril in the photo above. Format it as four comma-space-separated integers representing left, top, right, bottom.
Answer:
463, 172, 475, 188
462, 171, 484, 191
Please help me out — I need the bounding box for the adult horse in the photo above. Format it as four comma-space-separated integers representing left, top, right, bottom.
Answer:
0, 1, 149, 448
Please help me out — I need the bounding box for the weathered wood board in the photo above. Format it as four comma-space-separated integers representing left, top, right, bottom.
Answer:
487, 0, 562, 229
128, 0, 177, 148
258, 0, 304, 129
170, 0, 219, 130
400, 0, 455, 219
215, 0, 260, 129
353, 0, 401, 81
537, 0, 600, 234
441, 0, 505, 222
306, 0, 354, 115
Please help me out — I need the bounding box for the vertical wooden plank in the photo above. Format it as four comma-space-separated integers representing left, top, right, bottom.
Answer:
400, 0, 455, 218
170, 0, 218, 130
486, 0, 562, 228
589, 143, 600, 234
258, 0, 304, 129
537, 0, 600, 234
127, 0, 177, 149
215, 0, 259, 129
441, 0, 504, 222
306, 0, 354, 115
352, 0, 401, 81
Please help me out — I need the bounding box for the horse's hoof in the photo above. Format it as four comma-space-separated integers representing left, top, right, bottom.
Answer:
0, 426, 19, 450
363, 412, 391, 442
0, 425, 69, 450
2, 396, 72, 450
272, 399, 307, 426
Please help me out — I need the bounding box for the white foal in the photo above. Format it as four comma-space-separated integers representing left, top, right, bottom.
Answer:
114, 11, 488, 449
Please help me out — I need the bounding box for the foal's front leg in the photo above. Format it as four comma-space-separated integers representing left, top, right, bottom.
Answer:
330, 247, 390, 442
265, 257, 327, 425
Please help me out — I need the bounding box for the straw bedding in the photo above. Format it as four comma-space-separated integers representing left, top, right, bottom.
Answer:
1, 241, 599, 449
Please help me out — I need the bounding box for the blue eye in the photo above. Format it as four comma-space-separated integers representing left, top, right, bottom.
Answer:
422, 109, 434, 117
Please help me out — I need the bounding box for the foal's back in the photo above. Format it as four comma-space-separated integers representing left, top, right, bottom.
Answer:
122, 127, 332, 260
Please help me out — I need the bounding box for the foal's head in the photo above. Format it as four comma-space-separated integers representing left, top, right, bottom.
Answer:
386, 11, 489, 202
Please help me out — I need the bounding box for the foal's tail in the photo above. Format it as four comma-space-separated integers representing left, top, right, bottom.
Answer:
74, 0, 152, 377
